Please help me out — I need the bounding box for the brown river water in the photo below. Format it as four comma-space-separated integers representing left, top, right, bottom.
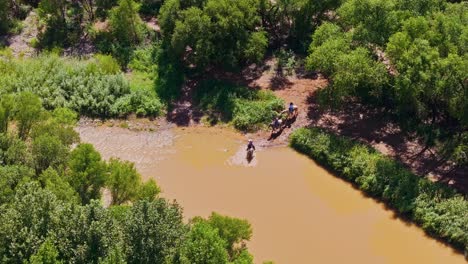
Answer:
78, 125, 466, 264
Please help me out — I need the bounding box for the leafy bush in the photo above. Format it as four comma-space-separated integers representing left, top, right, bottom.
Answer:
194, 80, 284, 131
290, 128, 468, 253
0, 54, 162, 117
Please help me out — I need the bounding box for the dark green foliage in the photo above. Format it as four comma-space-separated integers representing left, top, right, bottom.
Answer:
161, 0, 268, 70
0, 94, 14, 134
290, 128, 468, 252
0, 133, 31, 166
13, 92, 44, 140
0, 0, 11, 34
0, 165, 34, 204
139, 0, 164, 16
123, 199, 186, 263
259, 0, 342, 51
107, 158, 139, 205
194, 80, 284, 131
67, 143, 107, 204
0, 182, 63, 263
32, 134, 69, 174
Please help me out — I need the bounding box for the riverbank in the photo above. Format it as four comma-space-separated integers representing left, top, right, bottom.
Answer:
290, 127, 468, 258
78, 124, 467, 263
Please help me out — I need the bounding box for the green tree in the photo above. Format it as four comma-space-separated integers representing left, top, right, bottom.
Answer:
39, 168, 79, 203
338, 0, 402, 45
0, 94, 14, 134
109, 0, 145, 46
205, 213, 252, 260
306, 23, 351, 75
0, 0, 12, 34
0, 182, 63, 263
32, 134, 69, 174
13, 92, 44, 140
67, 143, 107, 204
179, 221, 229, 264
0, 133, 31, 166
51, 107, 78, 126
106, 158, 140, 205
0, 165, 34, 205
29, 239, 63, 264
52, 200, 120, 263
123, 199, 186, 264
166, 0, 267, 69
137, 179, 160, 201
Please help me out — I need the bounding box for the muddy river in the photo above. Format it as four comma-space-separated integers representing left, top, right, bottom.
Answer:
78, 125, 466, 264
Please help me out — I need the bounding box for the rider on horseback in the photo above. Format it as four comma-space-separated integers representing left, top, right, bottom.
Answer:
247, 139, 256, 151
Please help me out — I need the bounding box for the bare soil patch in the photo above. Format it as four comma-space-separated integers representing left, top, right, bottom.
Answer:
245, 58, 467, 193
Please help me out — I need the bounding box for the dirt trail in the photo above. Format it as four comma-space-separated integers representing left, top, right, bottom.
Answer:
6, 11, 39, 57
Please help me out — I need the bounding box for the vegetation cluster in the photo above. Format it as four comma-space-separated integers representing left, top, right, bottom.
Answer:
0, 93, 257, 263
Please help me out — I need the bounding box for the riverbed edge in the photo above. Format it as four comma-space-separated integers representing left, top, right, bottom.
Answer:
289, 127, 468, 259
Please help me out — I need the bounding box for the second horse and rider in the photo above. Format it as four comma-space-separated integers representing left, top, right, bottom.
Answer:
270, 102, 298, 133
247, 102, 299, 158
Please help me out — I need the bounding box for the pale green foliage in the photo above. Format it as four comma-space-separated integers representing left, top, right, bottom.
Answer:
205, 213, 252, 260
29, 239, 63, 264
39, 168, 79, 203
51, 108, 78, 126
179, 221, 229, 264
68, 143, 107, 204
137, 179, 160, 201
0, 54, 162, 117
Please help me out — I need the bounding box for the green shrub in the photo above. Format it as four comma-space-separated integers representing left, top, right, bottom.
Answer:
0, 54, 162, 118
290, 128, 468, 253
194, 80, 283, 131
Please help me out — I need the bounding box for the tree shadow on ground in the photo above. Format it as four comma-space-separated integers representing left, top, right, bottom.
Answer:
306, 90, 468, 193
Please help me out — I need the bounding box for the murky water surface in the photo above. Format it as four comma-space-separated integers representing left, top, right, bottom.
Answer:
78, 125, 466, 264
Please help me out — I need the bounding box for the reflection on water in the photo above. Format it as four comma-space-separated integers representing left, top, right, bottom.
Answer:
78, 125, 466, 264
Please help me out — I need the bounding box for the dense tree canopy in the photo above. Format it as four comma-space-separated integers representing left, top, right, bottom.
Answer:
161, 0, 268, 70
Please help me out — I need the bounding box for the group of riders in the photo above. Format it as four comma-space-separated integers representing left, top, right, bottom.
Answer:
246, 102, 298, 157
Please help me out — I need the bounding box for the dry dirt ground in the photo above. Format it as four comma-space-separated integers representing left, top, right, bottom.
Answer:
247, 59, 467, 193
2, 11, 39, 57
